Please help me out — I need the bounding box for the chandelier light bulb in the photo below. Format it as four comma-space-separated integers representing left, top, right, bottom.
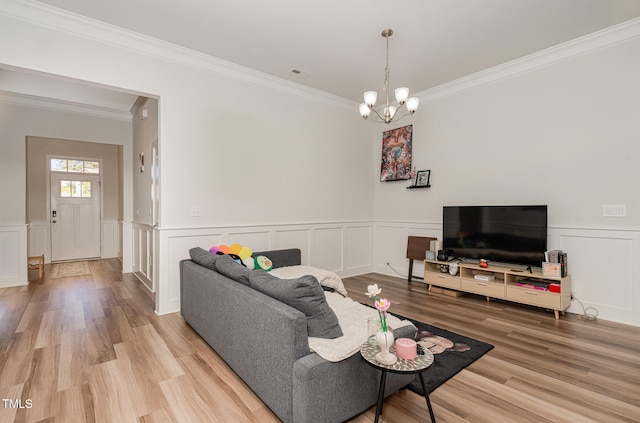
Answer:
406, 97, 420, 113
395, 87, 409, 104
359, 103, 372, 118
364, 91, 377, 107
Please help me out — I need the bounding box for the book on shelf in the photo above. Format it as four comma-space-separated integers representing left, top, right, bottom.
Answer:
558, 252, 568, 277
517, 279, 550, 291
545, 249, 562, 263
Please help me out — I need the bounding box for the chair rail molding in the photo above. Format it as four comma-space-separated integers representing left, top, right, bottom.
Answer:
154, 221, 374, 315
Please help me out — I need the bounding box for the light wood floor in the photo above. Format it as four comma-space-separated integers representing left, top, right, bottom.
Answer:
1, 260, 638, 423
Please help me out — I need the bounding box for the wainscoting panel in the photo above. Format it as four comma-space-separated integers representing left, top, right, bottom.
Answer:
345, 225, 372, 274
28, 219, 121, 263
156, 222, 374, 315
375, 222, 640, 327
374, 222, 441, 280
0, 225, 27, 288
272, 229, 312, 264
312, 227, 344, 273
27, 220, 48, 261
132, 223, 154, 291
549, 227, 639, 326
226, 230, 272, 252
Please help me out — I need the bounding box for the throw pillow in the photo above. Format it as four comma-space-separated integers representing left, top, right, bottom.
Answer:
189, 247, 220, 270
215, 254, 252, 286
248, 271, 343, 339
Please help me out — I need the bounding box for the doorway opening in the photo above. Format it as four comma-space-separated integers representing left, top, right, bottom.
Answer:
49, 156, 102, 261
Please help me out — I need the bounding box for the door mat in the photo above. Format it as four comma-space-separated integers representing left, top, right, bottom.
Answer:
51, 261, 91, 279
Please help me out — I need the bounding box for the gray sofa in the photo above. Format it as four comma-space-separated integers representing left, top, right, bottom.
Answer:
180, 248, 414, 423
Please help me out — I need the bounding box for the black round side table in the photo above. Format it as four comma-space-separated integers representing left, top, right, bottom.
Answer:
360, 342, 436, 423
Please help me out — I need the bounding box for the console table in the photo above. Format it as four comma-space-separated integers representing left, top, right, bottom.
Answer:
360, 342, 436, 423
424, 260, 572, 319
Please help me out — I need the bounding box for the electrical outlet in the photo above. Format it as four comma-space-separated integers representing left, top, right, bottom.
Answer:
189, 206, 202, 217
603, 204, 626, 217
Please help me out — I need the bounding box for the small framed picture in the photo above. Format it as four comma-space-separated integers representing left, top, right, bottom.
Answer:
416, 170, 431, 187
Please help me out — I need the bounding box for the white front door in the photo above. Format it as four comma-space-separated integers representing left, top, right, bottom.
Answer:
50, 173, 101, 261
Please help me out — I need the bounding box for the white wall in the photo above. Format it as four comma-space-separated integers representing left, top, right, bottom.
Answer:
0, 4, 373, 314
1, 4, 638, 326
373, 33, 640, 325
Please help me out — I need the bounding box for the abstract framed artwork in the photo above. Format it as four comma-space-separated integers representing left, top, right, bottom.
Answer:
380, 124, 412, 182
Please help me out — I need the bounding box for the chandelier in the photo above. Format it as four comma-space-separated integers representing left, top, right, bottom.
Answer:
359, 29, 419, 124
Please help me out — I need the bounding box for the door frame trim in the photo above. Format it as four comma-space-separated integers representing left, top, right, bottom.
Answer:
46, 154, 104, 261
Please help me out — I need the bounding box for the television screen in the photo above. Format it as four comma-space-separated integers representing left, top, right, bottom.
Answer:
442, 205, 547, 268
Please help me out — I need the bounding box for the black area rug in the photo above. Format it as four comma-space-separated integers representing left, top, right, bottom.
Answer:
393, 313, 494, 396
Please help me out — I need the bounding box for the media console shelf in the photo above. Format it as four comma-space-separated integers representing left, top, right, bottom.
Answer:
424, 260, 572, 319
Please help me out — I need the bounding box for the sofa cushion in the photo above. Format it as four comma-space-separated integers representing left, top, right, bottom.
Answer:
189, 247, 220, 270
215, 254, 252, 286
249, 270, 343, 339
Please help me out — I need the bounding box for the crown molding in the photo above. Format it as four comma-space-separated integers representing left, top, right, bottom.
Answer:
0, 0, 356, 111
418, 17, 640, 102
2, 1, 637, 111
0, 91, 133, 120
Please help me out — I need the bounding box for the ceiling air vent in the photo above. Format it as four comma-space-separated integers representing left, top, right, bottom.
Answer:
289, 68, 311, 78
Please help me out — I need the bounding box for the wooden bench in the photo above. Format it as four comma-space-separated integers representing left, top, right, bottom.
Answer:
28, 255, 44, 279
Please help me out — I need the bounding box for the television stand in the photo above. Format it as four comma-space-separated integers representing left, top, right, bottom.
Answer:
424, 260, 571, 319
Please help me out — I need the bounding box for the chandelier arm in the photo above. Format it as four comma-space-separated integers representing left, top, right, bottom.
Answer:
367, 107, 387, 123
386, 110, 414, 123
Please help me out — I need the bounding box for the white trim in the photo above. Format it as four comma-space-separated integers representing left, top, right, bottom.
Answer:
0, 0, 355, 111
3, 1, 639, 109
418, 17, 640, 102
0, 91, 133, 121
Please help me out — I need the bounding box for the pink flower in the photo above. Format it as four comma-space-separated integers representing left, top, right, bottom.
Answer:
375, 298, 391, 312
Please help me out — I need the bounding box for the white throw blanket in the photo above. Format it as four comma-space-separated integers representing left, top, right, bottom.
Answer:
308, 292, 415, 362
270, 265, 349, 297
269, 265, 415, 362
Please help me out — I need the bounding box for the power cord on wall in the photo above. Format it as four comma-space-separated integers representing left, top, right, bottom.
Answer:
386, 262, 423, 281
571, 294, 599, 320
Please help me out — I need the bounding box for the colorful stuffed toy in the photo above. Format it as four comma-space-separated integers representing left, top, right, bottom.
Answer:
254, 255, 273, 271
209, 243, 272, 271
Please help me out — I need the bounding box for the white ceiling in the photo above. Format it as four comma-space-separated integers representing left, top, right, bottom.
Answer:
3, 0, 640, 115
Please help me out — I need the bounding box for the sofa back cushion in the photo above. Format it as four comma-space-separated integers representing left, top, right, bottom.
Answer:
189, 247, 220, 270
215, 255, 252, 286
249, 270, 343, 339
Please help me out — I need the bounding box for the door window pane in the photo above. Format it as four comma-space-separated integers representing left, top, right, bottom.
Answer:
60, 180, 92, 198
60, 180, 71, 197
68, 160, 84, 173
51, 158, 100, 174
84, 161, 100, 173
82, 181, 92, 197
51, 159, 68, 172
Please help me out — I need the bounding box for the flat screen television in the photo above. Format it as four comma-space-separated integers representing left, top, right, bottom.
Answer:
442, 205, 547, 268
